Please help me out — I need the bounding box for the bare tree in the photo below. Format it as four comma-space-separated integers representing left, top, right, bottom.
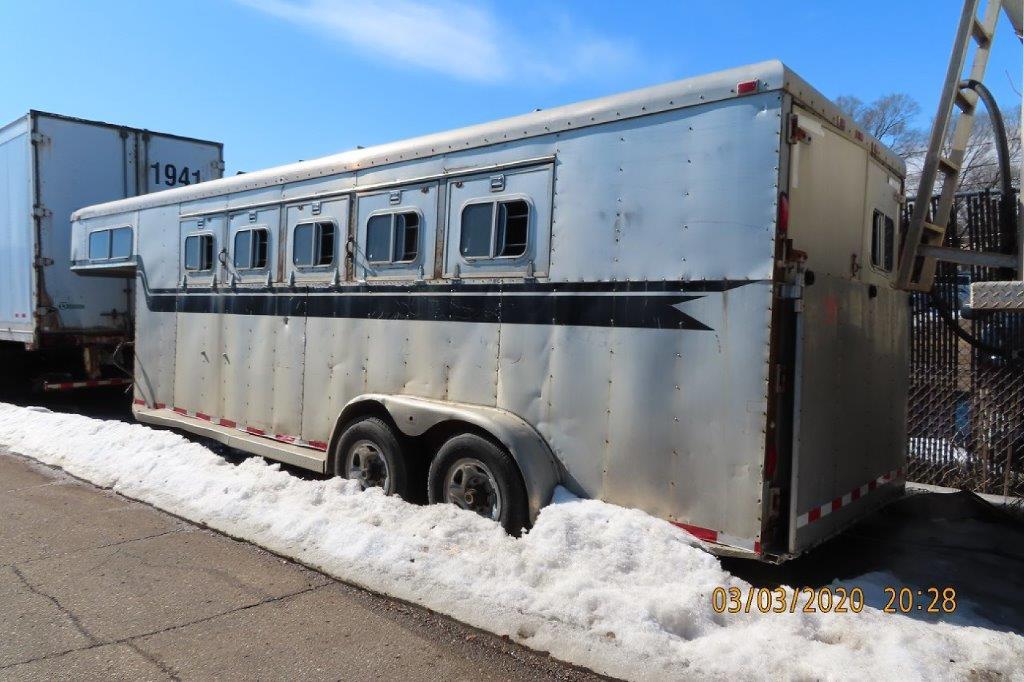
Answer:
834, 93, 924, 158
835, 91, 1019, 197
902, 107, 1022, 196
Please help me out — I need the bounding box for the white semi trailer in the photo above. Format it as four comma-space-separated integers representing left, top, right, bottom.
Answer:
70, 61, 906, 561
0, 111, 223, 389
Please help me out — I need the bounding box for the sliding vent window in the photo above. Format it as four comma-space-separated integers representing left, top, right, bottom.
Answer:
366, 211, 419, 264
459, 199, 530, 259
184, 234, 214, 271
88, 231, 110, 261
110, 227, 132, 259
88, 226, 133, 261
234, 228, 269, 270
293, 221, 335, 267
871, 210, 895, 272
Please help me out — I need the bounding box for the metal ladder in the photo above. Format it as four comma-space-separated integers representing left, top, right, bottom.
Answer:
895, 0, 1013, 291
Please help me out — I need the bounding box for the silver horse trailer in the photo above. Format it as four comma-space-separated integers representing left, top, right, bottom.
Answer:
71, 61, 907, 561
0, 110, 223, 389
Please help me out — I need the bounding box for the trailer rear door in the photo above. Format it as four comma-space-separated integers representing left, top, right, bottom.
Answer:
784, 105, 907, 554
0, 117, 35, 344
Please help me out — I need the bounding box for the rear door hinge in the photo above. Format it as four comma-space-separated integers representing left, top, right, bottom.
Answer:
778, 283, 803, 300
773, 363, 788, 394
767, 487, 782, 520
30, 132, 50, 145
34, 256, 54, 267
32, 205, 52, 219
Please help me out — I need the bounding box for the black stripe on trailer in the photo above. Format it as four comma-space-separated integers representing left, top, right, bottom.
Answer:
137, 264, 758, 331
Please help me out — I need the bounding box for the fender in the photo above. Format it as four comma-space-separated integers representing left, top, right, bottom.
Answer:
334, 394, 562, 523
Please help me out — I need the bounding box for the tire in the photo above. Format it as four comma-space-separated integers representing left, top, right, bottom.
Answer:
428, 433, 529, 535
334, 417, 410, 499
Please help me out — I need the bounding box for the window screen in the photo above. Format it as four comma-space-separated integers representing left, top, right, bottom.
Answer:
293, 221, 335, 267
184, 234, 214, 271
395, 213, 418, 262
497, 200, 528, 257
234, 228, 269, 270
317, 222, 335, 266
366, 212, 419, 265
460, 199, 530, 259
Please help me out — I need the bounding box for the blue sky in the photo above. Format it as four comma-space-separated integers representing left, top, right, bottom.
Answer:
1, 1, 1020, 174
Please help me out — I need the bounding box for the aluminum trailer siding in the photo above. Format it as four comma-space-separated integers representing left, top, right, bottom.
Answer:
0, 111, 223, 361
71, 61, 907, 560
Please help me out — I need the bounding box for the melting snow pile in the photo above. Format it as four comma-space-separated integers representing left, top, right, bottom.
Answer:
1, 403, 1021, 680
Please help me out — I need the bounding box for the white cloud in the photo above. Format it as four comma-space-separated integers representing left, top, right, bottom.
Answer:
237, 0, 639, 84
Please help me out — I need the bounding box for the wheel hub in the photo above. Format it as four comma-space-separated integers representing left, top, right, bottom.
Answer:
346, 440, 390, 492
445, 458, 502, 521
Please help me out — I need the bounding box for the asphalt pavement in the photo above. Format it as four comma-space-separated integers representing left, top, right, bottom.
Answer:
0, 450, 605, 682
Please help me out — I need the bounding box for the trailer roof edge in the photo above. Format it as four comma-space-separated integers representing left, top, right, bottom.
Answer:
24, 110, 224, 149
73, 60, 905, 221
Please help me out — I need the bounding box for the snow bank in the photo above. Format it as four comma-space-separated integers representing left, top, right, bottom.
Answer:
1, 403, 1021, 681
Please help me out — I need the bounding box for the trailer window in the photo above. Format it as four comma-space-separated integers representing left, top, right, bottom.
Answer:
234, 228, 269, 270
184, 234, 214, 271
460, 203, 492, 258
871, 210, 895, 272
459, 199, 529, 259
88, 231, 110, 261
110, 227, 132, 259
365, 211, 419, 264
88, 226, 133, 261
293, 221, 335, 267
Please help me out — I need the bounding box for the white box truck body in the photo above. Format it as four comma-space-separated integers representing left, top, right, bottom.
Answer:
0, 111, 222, 386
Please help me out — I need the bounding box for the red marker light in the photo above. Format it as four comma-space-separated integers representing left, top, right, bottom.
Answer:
765, 441, 778, 479
777, 192, 789, 235
736, 79, 758, 95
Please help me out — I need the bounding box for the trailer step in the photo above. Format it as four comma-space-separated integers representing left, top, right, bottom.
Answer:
41, 377, 132, 392
133, 406, 328, 473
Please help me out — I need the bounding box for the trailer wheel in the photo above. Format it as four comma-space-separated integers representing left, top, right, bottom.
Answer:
428, 433, 529, 535
334, 417, 409, 498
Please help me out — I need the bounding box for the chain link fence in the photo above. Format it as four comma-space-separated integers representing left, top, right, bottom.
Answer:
906, 189, 1024, 504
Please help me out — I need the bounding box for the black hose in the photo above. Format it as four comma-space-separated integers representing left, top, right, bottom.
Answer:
959, 79, 1015, 203
929, 288, 1014, 361
925, 80, 1020, 362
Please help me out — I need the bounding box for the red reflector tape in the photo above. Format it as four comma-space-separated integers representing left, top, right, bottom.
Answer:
673, 521, 717, 543
671, 521, 760, 554
796, 468, 902, 529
